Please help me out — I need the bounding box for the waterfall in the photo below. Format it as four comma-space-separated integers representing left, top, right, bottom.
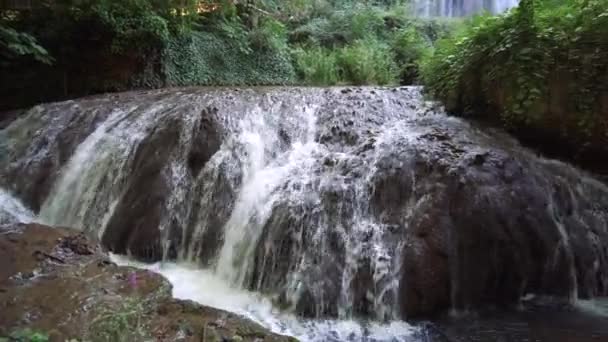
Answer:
0, 189, 34, 226
414, 0, 519, 16
2, 87, 608, 339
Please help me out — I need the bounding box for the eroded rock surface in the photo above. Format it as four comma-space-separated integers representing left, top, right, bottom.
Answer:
2, 87, 607, 320
0, 223, 296, 342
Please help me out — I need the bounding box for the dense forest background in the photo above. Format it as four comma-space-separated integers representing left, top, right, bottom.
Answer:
0, 0, 451, 108
1, 0, 607, 173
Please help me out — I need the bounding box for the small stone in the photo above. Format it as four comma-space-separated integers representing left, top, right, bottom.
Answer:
472, 153, 487, 165
97, 259, 112, 267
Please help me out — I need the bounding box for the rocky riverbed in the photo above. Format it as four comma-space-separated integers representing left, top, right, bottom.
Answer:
0, 223, 296, 342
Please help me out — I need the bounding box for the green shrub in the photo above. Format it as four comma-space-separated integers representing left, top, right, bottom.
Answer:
288, 3, 455, 85
91, 0, 171, 53
1, 328, 49, 342
163, 18, 296, 86
249, 18, 289, 52
290, 5, 394, 47
390, 26, 431, 83
422, 0, 608, 161
337, 38, 398, 85
0, 25, 53, 66
293, 46, 339, 85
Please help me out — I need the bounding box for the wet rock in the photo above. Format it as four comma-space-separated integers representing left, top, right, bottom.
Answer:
60, 233, 95, 255
379, 131, 608, 317
1, 103, 114, 211
188, 108, 221, 176
0, 223, 294, 342
245, 93, 608, 319
2, 86, 608, 322
101, 117, 182, 261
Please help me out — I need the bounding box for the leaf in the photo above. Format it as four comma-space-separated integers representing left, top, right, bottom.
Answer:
519, 47, 533, 54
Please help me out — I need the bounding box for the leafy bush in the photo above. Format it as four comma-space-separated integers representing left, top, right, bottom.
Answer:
422, 0, 608, 165
0, 0, 458, 108
91, 0, 171, 53
249, 18, 289, 52
338, 38, 398, 85
290, 5, 396, 47
164, 18, 296, 86
294, 37, 398, 85
0, 25, 52, 66
0, 328, 48, 342
391, 26, 431, 83
9, 0, 199, 53
288, 3, 451, 85
293, 46, 339, 85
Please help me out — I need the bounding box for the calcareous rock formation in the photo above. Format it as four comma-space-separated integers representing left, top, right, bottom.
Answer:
1, 87, 607, 321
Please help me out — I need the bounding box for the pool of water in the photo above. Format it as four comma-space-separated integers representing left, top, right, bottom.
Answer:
111, 255, 421, 342
112, 255, 608, 342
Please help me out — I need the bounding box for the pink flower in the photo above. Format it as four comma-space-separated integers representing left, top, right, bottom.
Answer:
128, 271, 138, 288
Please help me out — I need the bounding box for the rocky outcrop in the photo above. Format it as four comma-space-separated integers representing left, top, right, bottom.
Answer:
0, 223, 295, 342
248, 112, 608, 318
101, 116, 184, 261
2, 87, 608, 321
384, 129, 608, 316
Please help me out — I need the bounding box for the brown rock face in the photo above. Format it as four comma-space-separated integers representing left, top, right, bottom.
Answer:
100, 109, 222, 262
0, 223, 295, 342
373, 140, 608, 317
101, 118, 183, 261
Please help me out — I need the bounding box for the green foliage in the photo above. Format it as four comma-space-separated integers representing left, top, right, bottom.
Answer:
248, 18, 289, 52
294, 37, 398, 85
293, 46, 339, 85
1, 328, 49, 342
6, 0, 198, 55
1, 0, 459, 109
87, 298, 149, 342
391, 26, 431, 83
163, 18, 296, 86
290, 5, 395, 47
422, 0, 608, 154
85, 0, 200, 53
90, 0, 170, 53
0, 25, 53, 66
338, 38, 398, 85
288, 2, 455, 85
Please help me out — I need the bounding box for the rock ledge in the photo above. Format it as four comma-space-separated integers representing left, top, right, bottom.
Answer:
0, 223, 295, 342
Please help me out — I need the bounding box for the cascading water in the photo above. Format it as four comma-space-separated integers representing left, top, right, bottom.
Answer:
414, 0, 519, 17
2, 87, 608, 341
0, 189, 34, 226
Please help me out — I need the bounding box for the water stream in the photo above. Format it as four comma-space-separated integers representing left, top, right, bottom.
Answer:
2, 86, 608, 341
111, 255, 419, 342
414, 0, 519, 17
0, 188, 34, 226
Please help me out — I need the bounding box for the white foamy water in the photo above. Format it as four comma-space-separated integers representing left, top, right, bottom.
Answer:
414, 0, 518, 17
0, 188, 35, 225
576, 298, 608, 318
111, 255, 419, 342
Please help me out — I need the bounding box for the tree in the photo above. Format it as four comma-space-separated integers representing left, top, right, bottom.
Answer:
0, 24, 52, 66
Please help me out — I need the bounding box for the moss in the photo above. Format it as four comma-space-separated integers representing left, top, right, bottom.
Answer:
163, 26, 296, 87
